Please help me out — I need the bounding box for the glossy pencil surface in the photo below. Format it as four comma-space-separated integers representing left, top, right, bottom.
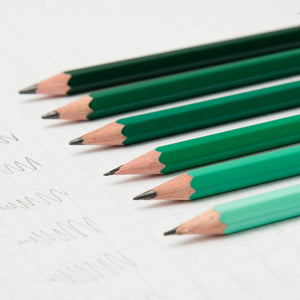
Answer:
75, 81, 300, 146
188, 144, 300, 200
110, 81, 300, 145
135, 145, 300, 201
109, 114, 300, 175
85, 48, 300, 120
216, 184, 300, 234
166, 184, 300, 236
157, 114, 300, 173
21, 26, 300, 95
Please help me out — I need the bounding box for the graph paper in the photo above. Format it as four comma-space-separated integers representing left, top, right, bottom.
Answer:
0, 1, 300, 299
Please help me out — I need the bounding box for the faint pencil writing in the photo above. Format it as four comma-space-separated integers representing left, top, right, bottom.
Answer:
0, 157, 41, 175
49, 253, 137, 284
19, 217, 100, 245
0, 189, 67, 211
0, 133, 19, 144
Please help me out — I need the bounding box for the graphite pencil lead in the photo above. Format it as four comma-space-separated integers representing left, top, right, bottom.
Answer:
164, 227, 178, 236
133, 190, 157, 200
69, 137, 84, 145
41, 110, 59, 119
104, 165, 122, 176
19, 84, 38, 94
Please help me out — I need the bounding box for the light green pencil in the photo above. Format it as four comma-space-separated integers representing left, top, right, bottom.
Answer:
164, 184, 300, 236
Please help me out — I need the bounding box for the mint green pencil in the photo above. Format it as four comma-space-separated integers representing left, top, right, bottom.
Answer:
164, 184, 300, 236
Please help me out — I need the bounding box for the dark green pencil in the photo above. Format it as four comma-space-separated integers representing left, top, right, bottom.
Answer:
44, 48, 300, 120
68, 81, 300, 145
21, 26, 300, 96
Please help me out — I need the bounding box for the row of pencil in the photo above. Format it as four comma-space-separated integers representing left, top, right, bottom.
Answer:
20, 26, 300, 237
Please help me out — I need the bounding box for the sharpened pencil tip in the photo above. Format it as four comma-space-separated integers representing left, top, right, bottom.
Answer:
69, 137, 84, 145
19, 84, 38, 94
164, 227, 178, 236
104, 165, 122, 176
133, 190, 157, 200
41, 110, 59, 119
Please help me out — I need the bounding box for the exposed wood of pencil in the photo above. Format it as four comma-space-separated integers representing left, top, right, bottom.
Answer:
70, 122, 126, 146
109, 150, 165, 175
134, 173, 195, 200
55, 95, 93, 120
19, 73, 71, 95
164, 208, 226, 236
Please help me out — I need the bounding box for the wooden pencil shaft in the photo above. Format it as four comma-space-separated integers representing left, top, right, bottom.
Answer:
156, 114, 300, 174
117, 80, 300, 145
84, 48, 300, 120
215, 184, 300, 234
175, 209, 226, 235
187, 144, 300, 200
146, 145, 300, 201
38, 26, 300, 95
174, 184, 300, 235
117, 114, 300, 175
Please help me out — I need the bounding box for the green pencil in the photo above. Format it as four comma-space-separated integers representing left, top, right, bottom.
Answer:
20, 26, 300, 96
133, 144, 300, 201
68, 80, 300, 145
164, 184, 300, 236
44, 48, 300, 120
104, 114, 300, 175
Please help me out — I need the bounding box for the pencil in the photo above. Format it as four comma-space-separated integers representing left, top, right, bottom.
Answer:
133, 144, 300, 201
20, 26, 300, 96
43, 48, 300, 120
164, 184, 300, 236
104, 114, 300, 176
68, 80, 300, 145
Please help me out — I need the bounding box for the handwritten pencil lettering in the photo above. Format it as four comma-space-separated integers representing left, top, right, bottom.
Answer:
49, 253, 137, 284
0, 157, 41, 175
0, 189, 68, 211
0, 133, 19, 144
19, 217, 100, 245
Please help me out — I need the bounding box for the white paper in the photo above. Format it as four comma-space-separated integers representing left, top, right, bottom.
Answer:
1, 1, 300, 299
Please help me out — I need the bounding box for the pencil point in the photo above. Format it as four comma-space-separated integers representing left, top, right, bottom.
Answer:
133, 190, 157, 200
164, 227, 178, 236
69, 137, 84, 145
19, 84, 38, 94
41, 110, 59, 119
104, 165, 122, 176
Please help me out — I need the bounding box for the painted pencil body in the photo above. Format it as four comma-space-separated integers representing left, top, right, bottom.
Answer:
165, 184, 300, 236
45, 48, 300, 120
69, 81, 300, 145
134, 145, 300, 201
21, 26, 300, 96
108, 114, 300, 175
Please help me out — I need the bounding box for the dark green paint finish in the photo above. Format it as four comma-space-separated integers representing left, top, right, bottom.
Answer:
66, 27, 300, 94
87, 48, 300, 120
156, 114, 300, 174
116, 81, 300, 145
187, 145, 300, 200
